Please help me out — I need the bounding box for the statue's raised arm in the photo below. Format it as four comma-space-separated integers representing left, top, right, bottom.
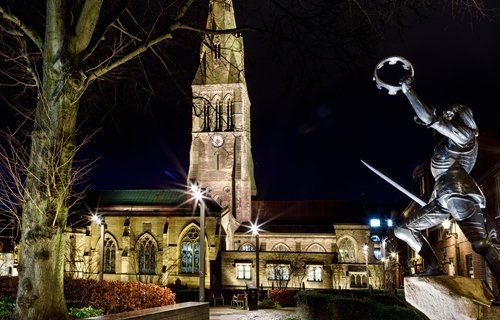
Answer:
400, 76, 435, 125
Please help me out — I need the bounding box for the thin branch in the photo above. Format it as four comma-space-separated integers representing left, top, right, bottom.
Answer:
0, 5, 43, 50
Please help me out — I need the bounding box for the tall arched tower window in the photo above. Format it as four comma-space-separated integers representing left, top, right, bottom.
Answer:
137, 234, 157, 274
104, 235, 117, 273
181, 226, 200, 273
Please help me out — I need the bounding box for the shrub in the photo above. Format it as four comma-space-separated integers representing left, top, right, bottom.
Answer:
173, 289, 199, 303
296, 290, 427, 320
0, 277, 18, 300
65, 278, 176, 314
258, 298, 277, 309
0, 277, 176, 316
268, 289, 298, 307
69, 306, 103, 318
0, 296, 15, 320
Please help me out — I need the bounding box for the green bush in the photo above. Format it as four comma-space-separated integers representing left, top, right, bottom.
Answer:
258, 298, 278, 309
0, 296, 15, 320
296, 290, 428, 320
69, 306, 103, 318
172, 289, 199, 303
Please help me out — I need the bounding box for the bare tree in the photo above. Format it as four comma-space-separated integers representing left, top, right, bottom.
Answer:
64, 235, 98, 280
156, 258, 180, 287
266, 252, 306, 290
0, 0, 489, 319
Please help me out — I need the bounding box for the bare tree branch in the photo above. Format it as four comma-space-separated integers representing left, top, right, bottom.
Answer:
0, 5, 43, 50
69, 0, 104, 58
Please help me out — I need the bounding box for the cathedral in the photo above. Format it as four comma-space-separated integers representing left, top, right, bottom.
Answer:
57, 0, 381, 292
2, 0, 499, 297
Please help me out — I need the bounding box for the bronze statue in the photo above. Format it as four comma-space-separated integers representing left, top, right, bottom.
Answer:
373, 57, 500, 299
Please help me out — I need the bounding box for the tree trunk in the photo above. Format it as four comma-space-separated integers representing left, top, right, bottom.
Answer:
15, 54, 83, 319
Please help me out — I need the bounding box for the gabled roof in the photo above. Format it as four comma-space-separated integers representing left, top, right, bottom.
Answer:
91, 189, 187, 206
83, 189, 223, 213
232, 200, 373, 235
251, 200, 368, 225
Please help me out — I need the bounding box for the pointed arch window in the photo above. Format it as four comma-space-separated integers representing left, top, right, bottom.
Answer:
181, 227, 200, 274
202, 101, 210, 132
307, 243, 326, 253
138, 235, 157, 274
213, 36, 221, 60
225, 99, 234, 131
272, 243, 290, 252
104, 236, 117, 273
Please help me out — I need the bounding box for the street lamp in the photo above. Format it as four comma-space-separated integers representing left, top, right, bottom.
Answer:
91, 214, 105, 281
250, 222, 260, 296
190, 183, 206, 303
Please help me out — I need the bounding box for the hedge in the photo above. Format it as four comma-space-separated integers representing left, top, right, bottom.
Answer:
0, 277, 175, 315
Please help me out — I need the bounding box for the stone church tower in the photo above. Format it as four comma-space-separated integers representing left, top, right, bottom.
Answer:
189, 0, 256, 233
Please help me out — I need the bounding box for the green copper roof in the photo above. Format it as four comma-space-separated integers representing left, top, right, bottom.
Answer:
93, 189, 187, 206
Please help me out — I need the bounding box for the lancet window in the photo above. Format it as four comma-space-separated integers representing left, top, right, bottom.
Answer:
137, 234, 157, 274
181, 227, 200, 274
103, 236, 117, 273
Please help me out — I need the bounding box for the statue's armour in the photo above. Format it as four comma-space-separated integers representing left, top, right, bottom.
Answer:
430, 137, 485, 210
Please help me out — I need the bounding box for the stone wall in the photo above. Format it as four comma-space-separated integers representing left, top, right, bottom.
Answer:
87, 302, 209, 320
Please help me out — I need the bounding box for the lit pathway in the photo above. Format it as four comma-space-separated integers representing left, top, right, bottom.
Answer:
209, 306, 298, 320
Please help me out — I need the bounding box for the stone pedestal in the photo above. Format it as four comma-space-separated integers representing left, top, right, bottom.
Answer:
404, 275, 500, 320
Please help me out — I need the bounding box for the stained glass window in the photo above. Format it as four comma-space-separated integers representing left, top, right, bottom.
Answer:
138, 235, 156, 274
103, 236, 116, 273
181, 227, 200, 273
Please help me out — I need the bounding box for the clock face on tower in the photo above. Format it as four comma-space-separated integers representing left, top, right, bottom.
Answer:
211, 133, 224, 147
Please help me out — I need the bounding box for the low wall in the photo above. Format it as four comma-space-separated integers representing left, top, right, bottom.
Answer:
86, 302, 209, 320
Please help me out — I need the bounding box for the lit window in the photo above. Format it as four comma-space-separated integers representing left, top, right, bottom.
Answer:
370, 219, 381, 227
137, 235, 156, 274
306, 265, 322, 282
373, 248, 382, 260
181, 227, 200, 274
104, 236, 116, 273
267, 264, 290, 281
239, 243, 255, 251
236, 263, 252, 280
338, 238, 356, 263
350, 273, 368, 288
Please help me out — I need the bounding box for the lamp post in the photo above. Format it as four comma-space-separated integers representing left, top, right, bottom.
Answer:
92, 214, 105, 281
191, 184, 206, 303
251, 224, 260, 295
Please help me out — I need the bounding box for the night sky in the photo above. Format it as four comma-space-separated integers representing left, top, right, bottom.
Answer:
65, 4, 500, 208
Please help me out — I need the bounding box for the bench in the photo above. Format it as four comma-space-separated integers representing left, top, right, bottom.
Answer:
211, 293, 225, 306
231, 293, 246, 308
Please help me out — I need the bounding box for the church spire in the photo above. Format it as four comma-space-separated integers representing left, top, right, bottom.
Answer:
190, 0, 256, 226
192, 0, 245, 85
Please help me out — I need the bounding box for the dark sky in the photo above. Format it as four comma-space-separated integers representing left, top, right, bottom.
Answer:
77, 4, 500, 208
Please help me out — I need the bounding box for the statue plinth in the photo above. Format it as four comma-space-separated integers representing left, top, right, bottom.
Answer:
404, 275, 500, 320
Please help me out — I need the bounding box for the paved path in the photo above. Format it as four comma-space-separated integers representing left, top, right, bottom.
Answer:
209, 306, 298, 320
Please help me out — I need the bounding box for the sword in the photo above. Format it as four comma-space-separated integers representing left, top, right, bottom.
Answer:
361, 160, 426, 206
